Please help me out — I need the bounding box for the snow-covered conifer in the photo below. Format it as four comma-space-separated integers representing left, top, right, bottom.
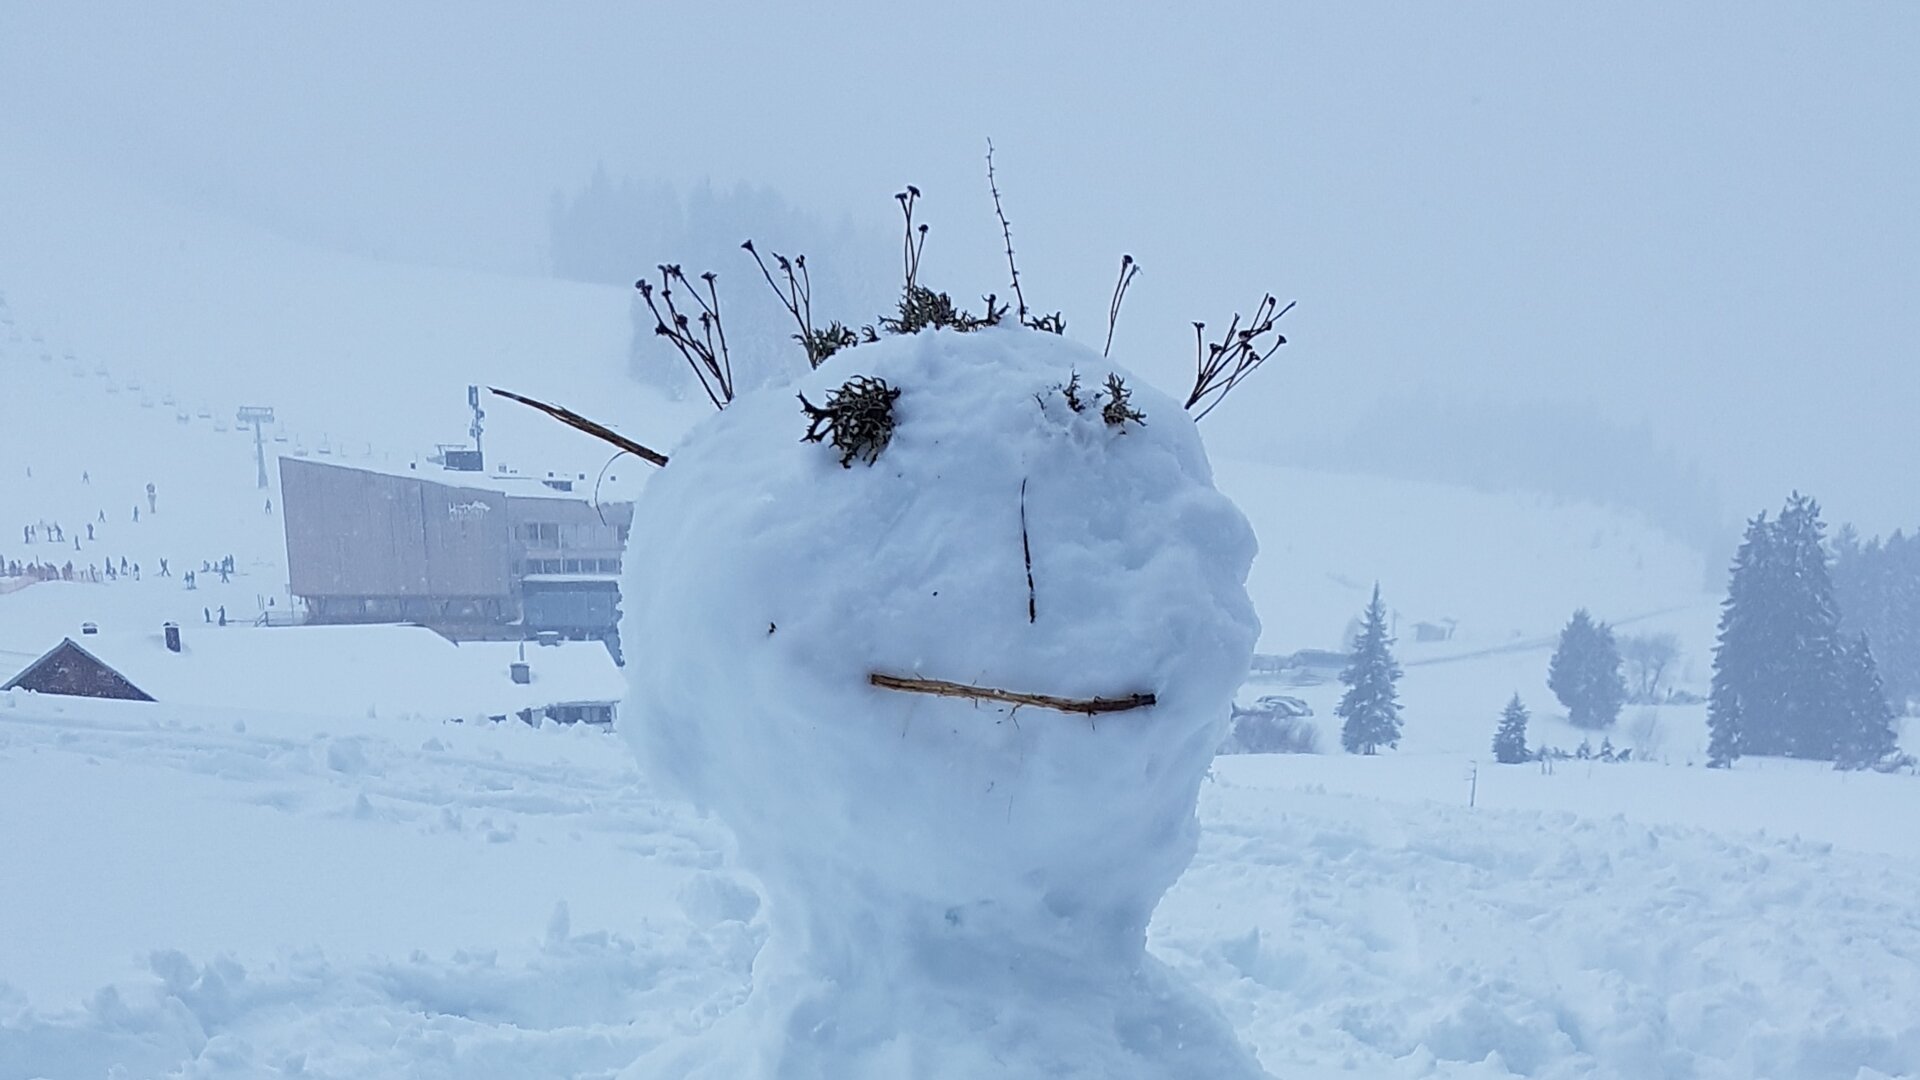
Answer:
1713, 495, 1847, 761
1768, 493, 1847, 759
1708, 511, 1771, 767
1835, 632, 1899, 770
1548, 609, 1627, 729
1492, 694, 1529, 764
1337, 583, 1403, 754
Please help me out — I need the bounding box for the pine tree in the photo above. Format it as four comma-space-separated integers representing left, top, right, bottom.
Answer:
1711, 495, 1852, 763
1548, 609, 1628, 729
1708, 511, 1771, 767
1834, 632, 1899, 770
1338, 583, 1403, 755
1492, 694, 1530, 764
1834, 526, 1920, 716
1768, 493, 1847, 759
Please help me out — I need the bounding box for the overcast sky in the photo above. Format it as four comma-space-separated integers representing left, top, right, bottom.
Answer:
4, 2, 1915, 533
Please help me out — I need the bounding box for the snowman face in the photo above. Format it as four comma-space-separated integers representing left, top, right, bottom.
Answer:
620, 328, 1258, 925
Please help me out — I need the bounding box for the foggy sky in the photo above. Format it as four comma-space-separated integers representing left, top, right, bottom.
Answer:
3, 2, 1914, 533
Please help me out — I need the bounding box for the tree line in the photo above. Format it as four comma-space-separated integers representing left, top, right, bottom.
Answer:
1329, 492, 1912, 772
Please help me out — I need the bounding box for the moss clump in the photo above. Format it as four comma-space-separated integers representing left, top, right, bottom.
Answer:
800, 375, 903, 467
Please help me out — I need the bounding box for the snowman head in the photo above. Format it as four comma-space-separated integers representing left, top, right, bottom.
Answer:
620, 327, 1258, 954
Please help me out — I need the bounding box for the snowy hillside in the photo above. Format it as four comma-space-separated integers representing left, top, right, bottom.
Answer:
1212, 458, 1713, 653
0, 121, 694, 486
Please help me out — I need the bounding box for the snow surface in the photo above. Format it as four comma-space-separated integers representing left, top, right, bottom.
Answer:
4, 691, 1918, 1079
619, 328, 1267, 1078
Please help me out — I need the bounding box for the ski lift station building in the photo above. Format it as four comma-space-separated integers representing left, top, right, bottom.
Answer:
278, 456, 631, 656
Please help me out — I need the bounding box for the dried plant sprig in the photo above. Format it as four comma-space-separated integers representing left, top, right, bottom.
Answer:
742, 240, 843, 370
987, 140, 1029, 324
1103, 254, 1140, 358
1100, 373, 1145, 428
896, 186, 927, 293
635, 264, 736, 409
880, 286, 1007, 335
985, 143, 1065, 336
1185, 294, 1295, 421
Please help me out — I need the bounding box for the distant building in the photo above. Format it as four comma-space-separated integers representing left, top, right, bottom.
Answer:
461, 639, 627, 727
2, 636, 152, 700
279, 457, 631, 655
1, 622, 624, 726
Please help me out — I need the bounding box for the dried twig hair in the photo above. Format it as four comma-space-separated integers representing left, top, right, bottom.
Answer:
1103, 254, 1139, 358
634, 264, 735, 409
1184, 294, 1296, 421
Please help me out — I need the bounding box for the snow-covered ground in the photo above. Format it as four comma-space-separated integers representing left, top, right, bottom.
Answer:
3, 691, 1917, 1079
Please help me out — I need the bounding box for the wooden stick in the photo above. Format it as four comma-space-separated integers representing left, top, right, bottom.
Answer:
488, 387, 670, 468
1019, 478, 1036, 624
869, 672, 1156, 716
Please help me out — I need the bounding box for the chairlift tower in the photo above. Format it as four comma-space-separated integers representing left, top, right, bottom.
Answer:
237, 406, 276, 489
467, 385, 485, 465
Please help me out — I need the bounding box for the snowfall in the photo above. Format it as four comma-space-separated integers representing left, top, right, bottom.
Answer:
3, 126, 1919, 1079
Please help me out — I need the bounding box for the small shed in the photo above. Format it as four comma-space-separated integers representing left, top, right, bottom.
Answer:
1, 623, 482, 719
2, 637, 155, 700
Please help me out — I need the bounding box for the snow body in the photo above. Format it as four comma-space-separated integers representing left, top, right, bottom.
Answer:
618, 327, 1267, 1079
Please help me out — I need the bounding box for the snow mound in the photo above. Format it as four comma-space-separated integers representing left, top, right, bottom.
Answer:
619, 327, 1266, 1079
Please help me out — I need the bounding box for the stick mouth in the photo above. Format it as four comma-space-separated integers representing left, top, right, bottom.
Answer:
868, 672, 1155, 717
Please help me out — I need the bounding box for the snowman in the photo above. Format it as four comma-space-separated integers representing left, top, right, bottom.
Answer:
616, 325, 1270, 1079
